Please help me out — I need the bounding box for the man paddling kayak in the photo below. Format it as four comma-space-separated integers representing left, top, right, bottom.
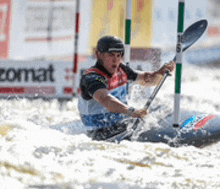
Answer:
78, 36, 175, 141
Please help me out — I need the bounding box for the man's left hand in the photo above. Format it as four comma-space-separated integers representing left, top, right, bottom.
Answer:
158, 61, 175, 76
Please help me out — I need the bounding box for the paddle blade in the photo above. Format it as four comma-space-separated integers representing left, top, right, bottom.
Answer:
183, 19, 208, 51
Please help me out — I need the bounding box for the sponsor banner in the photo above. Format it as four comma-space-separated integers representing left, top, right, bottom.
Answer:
25, 0, 75, 42
0, 0, 11, 59
0, 60, 74, 98
90, 0, 125, 51
9, 0, 77, 60
90, 0, 153, 51
132, 0, 153, 47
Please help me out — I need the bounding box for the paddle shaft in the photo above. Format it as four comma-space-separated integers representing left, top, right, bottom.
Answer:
131, 71, 170, 129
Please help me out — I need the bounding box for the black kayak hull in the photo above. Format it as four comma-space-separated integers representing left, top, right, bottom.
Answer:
137, 111, 220, 147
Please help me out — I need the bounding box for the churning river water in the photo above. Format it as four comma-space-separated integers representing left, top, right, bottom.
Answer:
1, 62, 220, 189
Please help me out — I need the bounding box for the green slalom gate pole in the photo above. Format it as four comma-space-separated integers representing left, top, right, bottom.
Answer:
125, 0, 132, 95
173, 0, 185, 128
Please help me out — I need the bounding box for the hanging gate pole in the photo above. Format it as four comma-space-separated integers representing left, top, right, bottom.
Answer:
125, 0, 132, 94
73, 0, 80, 95
173, 0, 185, 128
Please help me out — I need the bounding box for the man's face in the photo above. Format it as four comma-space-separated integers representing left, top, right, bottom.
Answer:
98, 51, 123, 74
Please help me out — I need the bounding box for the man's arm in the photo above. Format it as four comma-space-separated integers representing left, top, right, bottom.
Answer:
136, 61, 175, 86
93, 88, 147, 118
93, 88, 129, 114
136, 71, 163, 87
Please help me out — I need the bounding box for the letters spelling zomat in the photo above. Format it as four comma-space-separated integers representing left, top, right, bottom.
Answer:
78, 36, 175, 141
0, 65, 55, 82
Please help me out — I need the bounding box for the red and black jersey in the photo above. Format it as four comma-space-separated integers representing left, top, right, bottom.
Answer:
80, 61, 138, 100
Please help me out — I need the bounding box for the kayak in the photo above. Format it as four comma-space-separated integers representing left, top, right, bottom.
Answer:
137, 111, 220, 147
50, 110, 220, 148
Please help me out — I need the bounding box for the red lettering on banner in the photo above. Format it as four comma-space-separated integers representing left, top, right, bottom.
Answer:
137, 0, 144, 12
0, 0, 11, 59
107, 0, 113, 10
208, 27, 220, 37
0, 87, 56, 95
64, 87, 73, 94
25, 87, 56, 94
0, 87, 25, 94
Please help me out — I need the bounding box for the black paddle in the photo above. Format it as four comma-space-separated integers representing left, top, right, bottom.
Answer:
106, 19, 208, 143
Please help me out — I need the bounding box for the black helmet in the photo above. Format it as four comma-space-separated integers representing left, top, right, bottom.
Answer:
97, 36, 124, 56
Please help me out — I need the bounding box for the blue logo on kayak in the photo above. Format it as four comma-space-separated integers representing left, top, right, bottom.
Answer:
181, 114, 206, 132
181, 115, 197, 131
180, 114, 214, 132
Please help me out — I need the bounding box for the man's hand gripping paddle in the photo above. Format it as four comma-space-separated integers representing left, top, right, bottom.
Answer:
107, 19, 208, 143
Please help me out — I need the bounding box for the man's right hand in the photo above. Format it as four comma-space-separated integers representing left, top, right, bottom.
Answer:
131, 108, 148, 118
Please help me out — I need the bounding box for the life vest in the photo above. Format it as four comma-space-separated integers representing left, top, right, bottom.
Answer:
78, 66, 128, 130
